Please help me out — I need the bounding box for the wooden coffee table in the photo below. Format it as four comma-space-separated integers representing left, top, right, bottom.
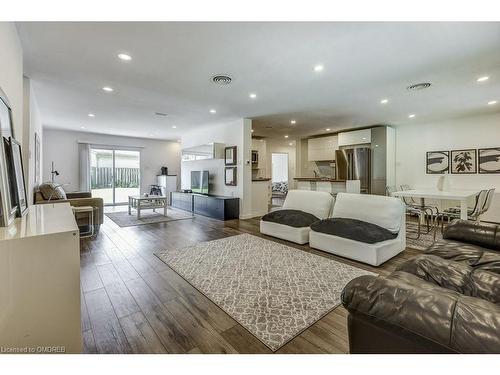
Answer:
128, 195, 168, 219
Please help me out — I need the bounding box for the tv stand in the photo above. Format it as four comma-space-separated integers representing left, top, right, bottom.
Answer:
170, 191, 239, 220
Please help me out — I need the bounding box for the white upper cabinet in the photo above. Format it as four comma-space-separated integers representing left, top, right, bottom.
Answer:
308, 135, 338, 161
338, 129, 371, 146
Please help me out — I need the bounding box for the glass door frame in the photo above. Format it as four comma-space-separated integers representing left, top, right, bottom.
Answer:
89, 145, 141, 206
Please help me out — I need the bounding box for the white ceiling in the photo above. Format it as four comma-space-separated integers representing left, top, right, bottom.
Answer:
16, 22, 500, 140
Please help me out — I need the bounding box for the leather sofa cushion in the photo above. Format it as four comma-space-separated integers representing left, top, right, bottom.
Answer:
397, 254, 500, 304
310, 218, 397, 244
38, 182, 67, 200
444, 219, 500, 251
261, 209, 320, 228
426, 240, 500, 274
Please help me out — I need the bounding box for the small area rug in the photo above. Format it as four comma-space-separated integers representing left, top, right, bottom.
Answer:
154, 233, 374, 351
105, 209, 193, 227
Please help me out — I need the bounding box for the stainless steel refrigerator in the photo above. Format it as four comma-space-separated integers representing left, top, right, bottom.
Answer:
335, 148, 371, 193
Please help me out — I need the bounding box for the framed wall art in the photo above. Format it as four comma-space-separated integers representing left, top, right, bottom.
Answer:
426, 151, 449, 174
225, 166, 237, 186
450, 149, 477, 174
0, 88, 17, 226
478, 147, 500, 174
224, 146, 237, 166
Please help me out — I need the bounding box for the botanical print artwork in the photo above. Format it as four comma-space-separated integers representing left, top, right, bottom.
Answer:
155, 233, 374, 351
478, 148, 500, 174
426, 151, 449, 174
451, 149, 477, 174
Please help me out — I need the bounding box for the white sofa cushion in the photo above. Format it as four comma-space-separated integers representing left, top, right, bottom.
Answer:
331, 192, 404, 234
282, 189, 333, 219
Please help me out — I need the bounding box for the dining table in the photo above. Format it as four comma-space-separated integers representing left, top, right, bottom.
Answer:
391, 189, 481, 220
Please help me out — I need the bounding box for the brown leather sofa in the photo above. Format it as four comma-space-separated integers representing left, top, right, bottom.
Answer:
34, 188, 104, 233
342, 219, 500, 354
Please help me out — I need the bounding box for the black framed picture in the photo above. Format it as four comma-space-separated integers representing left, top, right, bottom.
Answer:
478, 148, 500, 174
0, 88, 17, 226
225, 146, 237, 165
426, 151, 449, 174
7, 138, 28, 216
225, 166, 237, 186
450, 149, 477, 174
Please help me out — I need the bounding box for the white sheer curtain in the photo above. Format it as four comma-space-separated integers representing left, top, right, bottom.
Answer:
78, 142, 90, 192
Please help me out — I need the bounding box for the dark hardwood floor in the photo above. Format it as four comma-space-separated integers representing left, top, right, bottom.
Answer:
80, 207, 420, 354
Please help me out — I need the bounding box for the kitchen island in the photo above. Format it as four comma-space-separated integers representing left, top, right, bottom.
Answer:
294, 177, 360, 194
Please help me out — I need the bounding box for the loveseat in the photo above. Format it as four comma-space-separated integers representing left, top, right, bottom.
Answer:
342, 219, 500, 353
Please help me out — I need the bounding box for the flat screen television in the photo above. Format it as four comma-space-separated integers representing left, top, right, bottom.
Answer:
191, 170, 209, 194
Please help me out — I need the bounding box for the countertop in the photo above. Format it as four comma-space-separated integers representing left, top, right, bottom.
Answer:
252, 178, 271, 181
294, 177, 346, 182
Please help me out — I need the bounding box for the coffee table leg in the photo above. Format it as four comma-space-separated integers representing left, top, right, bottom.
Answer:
137, 201, 141, 220
164, 200, 167, 217
128, 197, 131, 215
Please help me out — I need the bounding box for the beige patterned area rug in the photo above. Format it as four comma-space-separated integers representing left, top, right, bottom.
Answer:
105, 209, 193, 227
154, 233, 374, 351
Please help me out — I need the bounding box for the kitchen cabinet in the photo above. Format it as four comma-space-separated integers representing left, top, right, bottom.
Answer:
307, 135, 338, 161
338, 129, 371, 146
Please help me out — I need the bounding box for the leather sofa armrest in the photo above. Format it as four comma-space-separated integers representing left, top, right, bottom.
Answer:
66, 191, 92, 199
341, 271, 500, 353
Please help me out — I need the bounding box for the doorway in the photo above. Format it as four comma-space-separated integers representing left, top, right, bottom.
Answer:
90, 147, 140, 205
271, 153, 289, 207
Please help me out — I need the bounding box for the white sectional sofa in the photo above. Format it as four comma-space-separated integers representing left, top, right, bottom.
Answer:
309, 193, 406, 266
259, 189, 334, 244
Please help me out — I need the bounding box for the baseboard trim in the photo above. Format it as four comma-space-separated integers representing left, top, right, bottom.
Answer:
240, 211, 267, 220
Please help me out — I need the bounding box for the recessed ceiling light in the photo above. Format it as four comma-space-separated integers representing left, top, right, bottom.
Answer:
477, 76, 489, 82
172, 125, 177, 128
325, 128, 331, 131
290, 120, 296, 124
249, 93, 257, 99
209, 109, 216, 114
251, 129, 254, 133
488, 100, 497, 105
314, 64, 324, 72
88, 113, 95, 117
80, 126, 86, 129
288, 143, 293, 146
284, 135, 289, 139
408, 114, 416, 118
118, 53, 132, 61
102, 86, 113, 92
380, 99, 389, 104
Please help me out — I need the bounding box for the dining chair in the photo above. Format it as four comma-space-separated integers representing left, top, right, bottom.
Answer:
388, 185, 425, 240
399, 184, 435, 234
435, 189, 488, 238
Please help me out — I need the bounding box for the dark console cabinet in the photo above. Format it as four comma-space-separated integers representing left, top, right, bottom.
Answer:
170, 192, 193, 212
170, 192, 239, 221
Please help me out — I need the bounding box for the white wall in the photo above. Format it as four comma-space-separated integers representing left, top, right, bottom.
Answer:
181, 119, 252, 218
395, 112, 500, 223
22, 78, 43, 203
43, 128, 181, 194
0, 23, 23, 143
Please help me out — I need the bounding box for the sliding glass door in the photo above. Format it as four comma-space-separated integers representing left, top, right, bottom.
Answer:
90, 147, 140, 205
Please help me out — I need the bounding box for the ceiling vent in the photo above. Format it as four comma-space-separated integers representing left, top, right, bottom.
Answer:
211, 74, 233, 85
155, 112, 167, 117
407, 82, 432, 91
